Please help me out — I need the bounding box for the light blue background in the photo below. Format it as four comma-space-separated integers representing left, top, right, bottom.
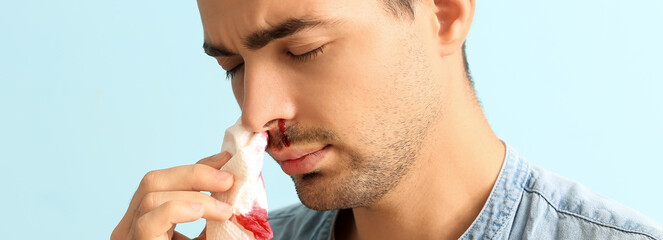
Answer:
1, 0, 661, 239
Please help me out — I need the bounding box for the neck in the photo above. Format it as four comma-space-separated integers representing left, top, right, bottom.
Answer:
339, 65, 506, 240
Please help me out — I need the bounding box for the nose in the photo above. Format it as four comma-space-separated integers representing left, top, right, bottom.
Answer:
239, 61, 295, 133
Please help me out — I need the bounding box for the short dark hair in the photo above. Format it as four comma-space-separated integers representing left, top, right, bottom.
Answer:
380, 0, 473, 87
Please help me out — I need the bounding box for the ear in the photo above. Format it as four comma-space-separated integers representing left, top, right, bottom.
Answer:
431, 0, 475, 56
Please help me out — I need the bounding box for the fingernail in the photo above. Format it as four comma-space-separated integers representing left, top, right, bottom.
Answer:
216, 200, 231, 212
220, 151, 231, 158
190, 202, 202, 211
215, 170, 231, 181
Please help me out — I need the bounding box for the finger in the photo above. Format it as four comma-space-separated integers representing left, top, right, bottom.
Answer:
128, 164, 233, 225
138, 191, 233, 222
139, 164, 234, 196
134, 201, 204, 240
118, 162, 234, 239
197, 151, 232, 169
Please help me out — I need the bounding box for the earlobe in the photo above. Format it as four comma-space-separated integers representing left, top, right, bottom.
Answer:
432, 0, 475, 56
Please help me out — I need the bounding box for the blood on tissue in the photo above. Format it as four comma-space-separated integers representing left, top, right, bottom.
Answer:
235, 200, 273, 240
277, 119, 290, 147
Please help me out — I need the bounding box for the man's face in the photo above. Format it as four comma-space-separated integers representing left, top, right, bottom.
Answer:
198, 0, 447, 210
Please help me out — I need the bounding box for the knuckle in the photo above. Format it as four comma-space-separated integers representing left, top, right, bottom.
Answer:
190, 164, 215, 187
160, 200, 179, 215
134, 215, 151, 236
190, 164, 210, 177
139, 192, 159, 214
139, 170, 158, 190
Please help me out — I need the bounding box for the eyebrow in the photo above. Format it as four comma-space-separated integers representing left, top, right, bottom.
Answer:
203, 16, 337, 57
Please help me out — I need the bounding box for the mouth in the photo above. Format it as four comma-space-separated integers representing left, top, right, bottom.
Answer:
270, 145, 330, 176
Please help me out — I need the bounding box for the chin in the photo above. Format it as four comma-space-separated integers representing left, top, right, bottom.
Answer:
292, 171, 342, 210
293, 171, 375, 211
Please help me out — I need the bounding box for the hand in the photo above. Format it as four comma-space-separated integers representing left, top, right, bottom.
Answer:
111, 152, 235, 240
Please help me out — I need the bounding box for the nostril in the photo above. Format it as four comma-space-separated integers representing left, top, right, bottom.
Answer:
278, 119, 291, 147
262, 119, 277, 129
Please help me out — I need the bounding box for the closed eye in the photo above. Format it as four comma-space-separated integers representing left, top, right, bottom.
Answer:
225, 45, 325, 80
226, 63, 244, 80
287, 45, 325, 62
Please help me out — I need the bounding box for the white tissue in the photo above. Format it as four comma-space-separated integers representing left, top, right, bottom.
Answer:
206, 119, 273, 240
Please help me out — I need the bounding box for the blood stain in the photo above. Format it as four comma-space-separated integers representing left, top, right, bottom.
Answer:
278, 119, 290, 147
235, 201, 273, 240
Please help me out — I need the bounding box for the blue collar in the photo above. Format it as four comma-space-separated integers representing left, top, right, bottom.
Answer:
459, 144, 531, 239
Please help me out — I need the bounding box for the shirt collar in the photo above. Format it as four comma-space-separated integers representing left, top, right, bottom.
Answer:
327, 143, 530, 240
459, 143, 531, 240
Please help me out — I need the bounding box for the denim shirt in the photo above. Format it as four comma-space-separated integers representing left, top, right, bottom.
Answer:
267, 144, 663, 239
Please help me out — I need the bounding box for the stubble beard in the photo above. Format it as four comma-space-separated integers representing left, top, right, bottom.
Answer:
291, 23, 440, 211
293, 133, 424, 211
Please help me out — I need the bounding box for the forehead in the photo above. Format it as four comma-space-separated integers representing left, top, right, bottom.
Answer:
196, 0, 379, 47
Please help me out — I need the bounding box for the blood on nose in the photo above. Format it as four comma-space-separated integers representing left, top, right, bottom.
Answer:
278, 119, 290, 147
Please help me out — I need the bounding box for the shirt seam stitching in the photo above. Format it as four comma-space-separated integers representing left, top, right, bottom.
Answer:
491, 189, 526, 240
489, 158, 530, 240
523, 188, 659, 240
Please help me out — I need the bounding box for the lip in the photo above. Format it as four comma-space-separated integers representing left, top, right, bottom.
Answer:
270, 145, 330, 176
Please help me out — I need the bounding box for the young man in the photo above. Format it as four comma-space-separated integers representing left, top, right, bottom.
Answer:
112, 0, 663, 239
